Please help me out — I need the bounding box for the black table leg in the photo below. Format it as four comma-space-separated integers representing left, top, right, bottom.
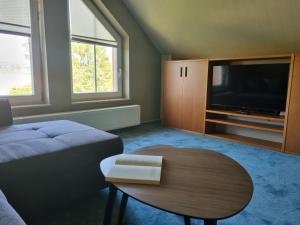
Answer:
204, 219, 217, 225
117, 193, 129, 225
184, 216, 191, 225
103, 184, 117, 225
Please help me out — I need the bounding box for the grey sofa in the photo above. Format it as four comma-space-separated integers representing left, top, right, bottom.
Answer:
0, 99, 123, 223
0, 190, 26, 225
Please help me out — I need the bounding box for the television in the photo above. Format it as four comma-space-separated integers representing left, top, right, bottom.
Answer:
210, 63, 290, 115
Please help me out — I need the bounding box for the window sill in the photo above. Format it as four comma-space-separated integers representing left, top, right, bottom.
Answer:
71, 98, 131, 105
12, 103, 51, 110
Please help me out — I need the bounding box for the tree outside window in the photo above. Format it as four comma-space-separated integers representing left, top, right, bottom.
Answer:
71, 41, 115, 94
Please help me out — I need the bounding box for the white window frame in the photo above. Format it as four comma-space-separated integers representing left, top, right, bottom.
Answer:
69, 0, 123, 102
0, 0, 45, 106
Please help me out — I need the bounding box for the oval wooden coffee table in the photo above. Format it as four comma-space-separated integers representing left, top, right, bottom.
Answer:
100, 146, 253, 225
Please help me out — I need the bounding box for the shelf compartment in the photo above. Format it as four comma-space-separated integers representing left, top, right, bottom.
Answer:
205, 118, 284, 133
206, 133, 282, 151
206, 109, 285, 122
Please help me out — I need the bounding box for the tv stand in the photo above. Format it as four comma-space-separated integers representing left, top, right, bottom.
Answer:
162, 53, 300, 155
236, 110, 250, 115
205, 109, 284, 150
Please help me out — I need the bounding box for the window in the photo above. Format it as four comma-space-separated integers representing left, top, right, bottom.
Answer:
69, 0, 122, 101
0, 0, 44, 105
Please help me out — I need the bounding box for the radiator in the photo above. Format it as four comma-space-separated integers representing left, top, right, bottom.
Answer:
14, 105, 141, 131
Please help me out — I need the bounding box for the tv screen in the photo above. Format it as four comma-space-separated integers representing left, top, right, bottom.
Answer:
210, 63, 290, 115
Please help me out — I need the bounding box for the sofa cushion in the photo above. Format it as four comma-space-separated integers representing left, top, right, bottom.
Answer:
0, 120, 117, 163
0, 190, 26, 225
0, 99, 13, 127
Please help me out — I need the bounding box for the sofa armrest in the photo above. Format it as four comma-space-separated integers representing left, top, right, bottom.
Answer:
0, 190, 27, 225
0, 99, 13, 126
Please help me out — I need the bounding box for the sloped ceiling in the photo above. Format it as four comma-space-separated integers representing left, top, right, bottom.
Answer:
123, 0, 300, 59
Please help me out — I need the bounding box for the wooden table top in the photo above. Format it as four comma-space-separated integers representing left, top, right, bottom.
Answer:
100, 146, 253, 220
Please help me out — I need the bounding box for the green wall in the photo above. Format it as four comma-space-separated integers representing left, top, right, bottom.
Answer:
123, 0, 300, 59
13, 0, 161, 123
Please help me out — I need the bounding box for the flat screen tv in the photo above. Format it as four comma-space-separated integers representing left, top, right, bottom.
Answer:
210, 63, 290, 115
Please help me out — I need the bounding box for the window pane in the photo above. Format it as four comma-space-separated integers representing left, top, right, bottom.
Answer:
96, 45, 115, 92
0, 33, 33, 96
71, 41, 95, 93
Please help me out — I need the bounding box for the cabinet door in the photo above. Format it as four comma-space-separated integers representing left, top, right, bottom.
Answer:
162, 61, 183, 128
285, 56, 300, 154
181, 60, 209, 133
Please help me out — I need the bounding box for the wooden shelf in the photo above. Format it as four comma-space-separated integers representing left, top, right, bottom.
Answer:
205, 118, 284, 133
208, 53, 292, 61
206, 133, 282, 151
206, 109, 285, 122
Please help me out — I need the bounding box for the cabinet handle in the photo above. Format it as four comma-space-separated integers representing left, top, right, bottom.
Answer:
180, 67, 183, 77
185, 67, 188, 77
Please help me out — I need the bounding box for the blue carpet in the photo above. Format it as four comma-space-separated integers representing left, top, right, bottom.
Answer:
40, 123, 300, 225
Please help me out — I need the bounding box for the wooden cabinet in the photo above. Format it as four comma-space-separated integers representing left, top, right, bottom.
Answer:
162, 54, 300, 155
162, 62, 183, 129
162, 60, 209, 133
284, 56, 300, 155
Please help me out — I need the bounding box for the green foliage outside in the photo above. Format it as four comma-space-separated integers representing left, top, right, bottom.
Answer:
95, 45, 114, 92
7, 41, 114, 95
9, 84, 32, 95
71, 42, 114, 93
